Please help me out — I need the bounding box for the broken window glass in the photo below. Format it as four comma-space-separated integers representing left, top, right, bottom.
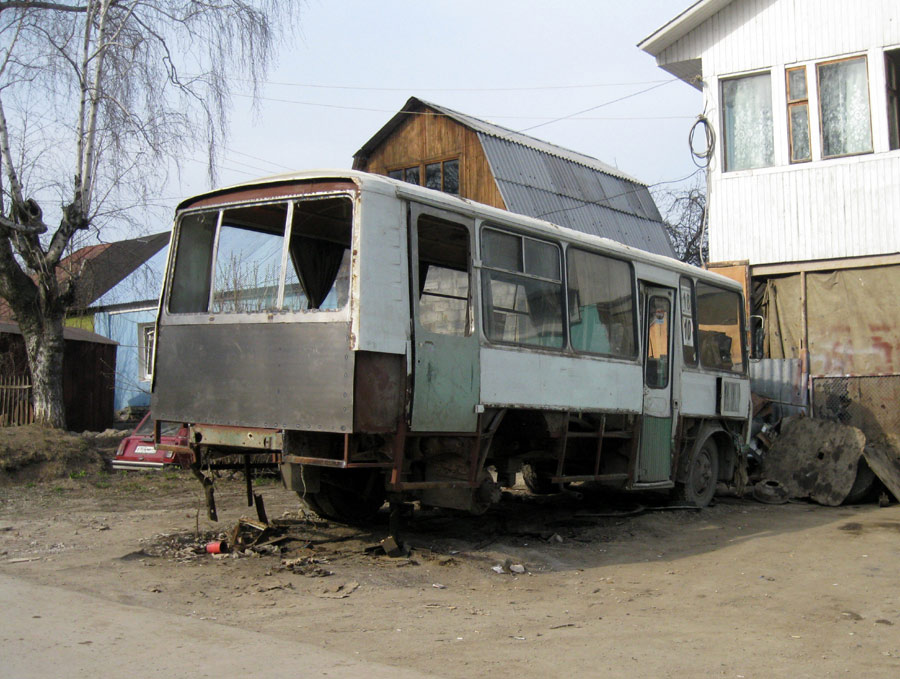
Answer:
283, 196, 352, 311
416, 215, 470, 336
566, 248, 636, 358
722, 72, 774, 171
212, 204, 288, 313
818, 56, 873, 158
168, 195, 352, 315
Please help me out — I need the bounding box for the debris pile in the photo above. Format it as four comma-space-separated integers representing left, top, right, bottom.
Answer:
139, 530, 225, 561
749, 415, 899, 506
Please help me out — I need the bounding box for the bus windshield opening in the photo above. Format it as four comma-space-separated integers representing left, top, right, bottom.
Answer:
168, 195, 352, 314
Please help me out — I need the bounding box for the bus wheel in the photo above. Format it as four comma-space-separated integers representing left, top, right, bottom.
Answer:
675, 438, 719, 507
522, 462, 560, 495
298, 468, 385, 525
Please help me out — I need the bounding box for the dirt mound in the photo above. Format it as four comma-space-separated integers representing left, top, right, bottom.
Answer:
0, 425, 113, 484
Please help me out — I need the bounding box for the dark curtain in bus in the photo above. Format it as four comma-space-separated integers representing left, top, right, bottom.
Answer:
290, 236, 345, 309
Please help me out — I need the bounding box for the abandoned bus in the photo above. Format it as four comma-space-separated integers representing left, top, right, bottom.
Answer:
151, 170, 751, 523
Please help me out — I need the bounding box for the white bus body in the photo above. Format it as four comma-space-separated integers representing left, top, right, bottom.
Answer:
152, 170, 751, 522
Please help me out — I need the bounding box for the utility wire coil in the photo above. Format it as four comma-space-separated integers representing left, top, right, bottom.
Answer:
689, 115, 715, 168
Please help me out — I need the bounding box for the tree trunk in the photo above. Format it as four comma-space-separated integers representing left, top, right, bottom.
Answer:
22, 314, 67, 429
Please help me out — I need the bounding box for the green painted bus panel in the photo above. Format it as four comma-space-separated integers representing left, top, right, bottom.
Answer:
638, 415, 672, 482
411, 333, 479, 432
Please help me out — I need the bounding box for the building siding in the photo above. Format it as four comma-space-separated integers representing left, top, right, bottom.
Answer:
655, 0, 900, 265
359, 110, 506, 210
94, 308, 157, 412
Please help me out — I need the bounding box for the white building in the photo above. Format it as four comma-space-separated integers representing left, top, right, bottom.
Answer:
641, 0, 900, 437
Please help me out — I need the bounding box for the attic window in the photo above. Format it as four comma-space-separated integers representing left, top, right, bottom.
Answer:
722, 72, 774, 171
387, 158, 459, 195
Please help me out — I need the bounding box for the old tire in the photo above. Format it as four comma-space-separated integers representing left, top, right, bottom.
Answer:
298, 468, 385, 525
522, 463, 559, 495
675, 438, 719, 507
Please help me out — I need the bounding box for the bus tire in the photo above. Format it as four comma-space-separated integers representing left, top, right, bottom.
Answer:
675, 437, 719, 507
522, 463, 559, 495
298, 468, 385, 524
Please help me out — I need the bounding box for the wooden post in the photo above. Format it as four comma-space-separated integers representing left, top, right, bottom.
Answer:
800, 271, 809, 407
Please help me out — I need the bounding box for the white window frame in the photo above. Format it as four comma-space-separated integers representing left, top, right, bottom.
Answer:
138, 322, 155, 382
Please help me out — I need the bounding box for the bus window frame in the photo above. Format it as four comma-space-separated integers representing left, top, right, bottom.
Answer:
565, 244, 639, 361
478, 224, 567, 352
164, 190, 356, 319
694, 280, 748, 375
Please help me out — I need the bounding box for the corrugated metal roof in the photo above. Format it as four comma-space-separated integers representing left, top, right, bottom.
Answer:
352, 96, 675, 257
480, 135, 674, 256
353, 97, 642, 184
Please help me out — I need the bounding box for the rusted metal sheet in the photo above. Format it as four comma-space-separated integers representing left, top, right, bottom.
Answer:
152, 321, 353, 432
180, 181, 357, 211
191, 424, 282, 451
353, 351, 406, 433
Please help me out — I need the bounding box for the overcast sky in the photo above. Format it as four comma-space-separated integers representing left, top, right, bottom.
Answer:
164, 1, 700, 218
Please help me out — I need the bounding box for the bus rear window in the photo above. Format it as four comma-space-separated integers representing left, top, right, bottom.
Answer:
168, 195, 352, 314
696, 282, 745, 373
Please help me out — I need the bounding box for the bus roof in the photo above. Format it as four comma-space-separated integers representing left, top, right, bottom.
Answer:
176, 169, 742, 293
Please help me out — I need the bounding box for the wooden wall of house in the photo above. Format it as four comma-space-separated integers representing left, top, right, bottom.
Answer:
0, 331, 115, 431
63, 339, 116, 432
359, 109, 507, 210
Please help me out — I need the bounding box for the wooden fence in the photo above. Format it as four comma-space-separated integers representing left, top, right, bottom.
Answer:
0, 374, 34, 426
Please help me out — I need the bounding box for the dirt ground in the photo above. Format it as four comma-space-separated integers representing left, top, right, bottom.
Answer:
1, 464, 899, 678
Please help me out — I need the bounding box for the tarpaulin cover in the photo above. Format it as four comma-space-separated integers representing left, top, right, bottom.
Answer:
762, 265, 900, 376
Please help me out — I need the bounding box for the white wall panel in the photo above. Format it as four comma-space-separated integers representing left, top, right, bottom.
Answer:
710, 153, 900, 263
659, 0, 900, 77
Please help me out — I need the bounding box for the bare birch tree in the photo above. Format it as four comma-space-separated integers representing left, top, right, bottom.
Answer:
0, 1, 296, 428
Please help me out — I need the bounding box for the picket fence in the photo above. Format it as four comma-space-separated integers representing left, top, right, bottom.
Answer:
0, 374, 34, 426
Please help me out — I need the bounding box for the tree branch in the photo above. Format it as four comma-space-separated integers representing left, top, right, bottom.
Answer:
0, 1, 88, 13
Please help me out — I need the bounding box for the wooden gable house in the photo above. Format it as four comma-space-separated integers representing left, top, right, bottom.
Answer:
353, 97, 674, 257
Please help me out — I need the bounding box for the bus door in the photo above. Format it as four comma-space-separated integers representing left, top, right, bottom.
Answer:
637, 284, 675, 483
408, 204, 479, 432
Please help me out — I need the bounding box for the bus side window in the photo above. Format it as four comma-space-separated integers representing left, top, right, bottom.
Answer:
416, 215, 471, 336
481, 228, 564, 349
567, 248, 636, 358
679, 278, 698, 366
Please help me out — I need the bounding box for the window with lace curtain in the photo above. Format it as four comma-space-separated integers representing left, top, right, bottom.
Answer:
721, 72, 774, 171
817, 56, 873, 158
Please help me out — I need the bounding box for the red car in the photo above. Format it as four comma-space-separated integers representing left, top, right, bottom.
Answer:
113, 412, 190, 470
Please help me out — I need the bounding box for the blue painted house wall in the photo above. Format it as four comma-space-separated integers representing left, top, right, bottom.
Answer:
93, 307, 157, 411
88, 245, 168, 413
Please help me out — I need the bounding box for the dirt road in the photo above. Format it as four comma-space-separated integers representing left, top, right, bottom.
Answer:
1, 473, 899, 678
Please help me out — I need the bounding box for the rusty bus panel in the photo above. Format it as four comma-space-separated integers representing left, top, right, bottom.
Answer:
191, 424, 283, 451
152, 322, 354, 432
353, 351, 406, 433
180, 181, 358, 211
